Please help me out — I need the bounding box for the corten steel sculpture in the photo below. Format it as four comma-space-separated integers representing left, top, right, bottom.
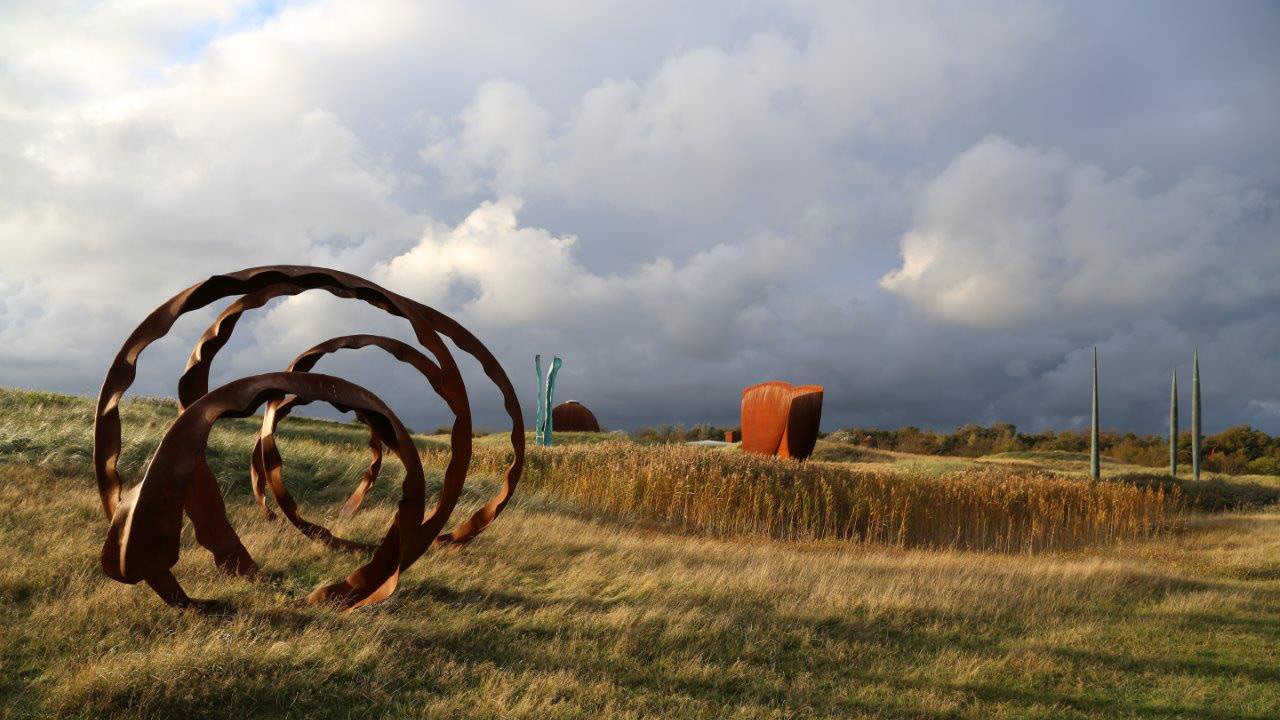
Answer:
533, 354, 562, 446
247, 336, 445, 539
740, 381, 824, 460
94, 265, 525, 610
176, 280, 524, 546
186, 331, 446, 552
552, 401, 600, 432
103, 372, 422, 610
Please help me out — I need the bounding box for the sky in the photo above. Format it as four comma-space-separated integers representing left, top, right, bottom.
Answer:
2, 0, 1278, 435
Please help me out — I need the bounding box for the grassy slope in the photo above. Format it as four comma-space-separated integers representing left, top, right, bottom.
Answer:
978, 449, 1280, 485
2, 387, 1279, 719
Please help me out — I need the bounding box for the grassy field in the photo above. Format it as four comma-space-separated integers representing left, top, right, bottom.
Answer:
3, 386, 1280, 719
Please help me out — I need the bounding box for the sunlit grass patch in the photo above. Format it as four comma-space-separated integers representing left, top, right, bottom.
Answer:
449, 441, 1184, 552
3, 386, 1280, 718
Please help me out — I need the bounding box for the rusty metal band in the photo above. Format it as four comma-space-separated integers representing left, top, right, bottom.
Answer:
94, 266, 475, 603
101, 372, 423, 610
253, 402, 383, 522
409, 303, 525, 544
245, 399, 381, 553
177, 278, 525, 545
249, 335, 448, 551
179, 288, 383, 523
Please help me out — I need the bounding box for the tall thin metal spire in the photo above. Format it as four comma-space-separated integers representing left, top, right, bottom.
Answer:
1192, 349, 1202, 481
1169, 370, 1178, 478
1091, 346, 1100, 480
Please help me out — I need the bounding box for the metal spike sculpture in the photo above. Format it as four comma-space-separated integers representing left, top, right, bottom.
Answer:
533, 354, 562, 446
94, 266, 525, 611
1169, 370, 1179, 478
1091, 347, 1100, 480
1192, 349, 1202, 481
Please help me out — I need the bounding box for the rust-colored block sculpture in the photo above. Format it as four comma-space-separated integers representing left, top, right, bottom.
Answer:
94, 265, 525, 611
551, 400, 600, 432
740, 381, 824, 460
724, 430, 740, 443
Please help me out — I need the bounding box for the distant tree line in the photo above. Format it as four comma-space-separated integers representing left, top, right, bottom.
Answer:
632, 423, 736, 444
826, 424, 1280, 476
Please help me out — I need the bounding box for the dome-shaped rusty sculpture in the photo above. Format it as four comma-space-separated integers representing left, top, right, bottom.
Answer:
551, 400, 600, 432
93, 265, 525, 611
740, 381, 824, 460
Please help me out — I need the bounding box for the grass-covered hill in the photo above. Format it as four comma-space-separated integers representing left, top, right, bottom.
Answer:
3, 386, 1280, 719
825, 424, 1280, 476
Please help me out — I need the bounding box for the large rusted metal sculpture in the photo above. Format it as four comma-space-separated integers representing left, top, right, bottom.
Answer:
246, 335, 445, 549
94, 266, 524, 610
740, 381, 824, 460
551, 400, 600, 432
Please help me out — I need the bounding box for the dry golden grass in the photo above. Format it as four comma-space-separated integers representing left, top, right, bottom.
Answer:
3, 387, 1280, 718
3, 460, 1280, 719
447, 442, 1184, 552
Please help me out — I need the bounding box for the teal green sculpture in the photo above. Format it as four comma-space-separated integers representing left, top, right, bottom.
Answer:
534, 354, 562, 446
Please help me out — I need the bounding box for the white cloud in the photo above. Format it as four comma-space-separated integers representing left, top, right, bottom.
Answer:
421, 3, 1059, 226
373, 197, 802, 359
881, 136, 1279, 328
0, 1, 435, 377
0, 1, 257, 114
420, 82, 551, 197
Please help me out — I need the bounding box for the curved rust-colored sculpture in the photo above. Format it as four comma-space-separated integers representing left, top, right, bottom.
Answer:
103, 372, 424, 609
249, 335, 447, 551
740, 381, 824, 460
551, 400, 600, 432
174, 276, 525, 546
94, 265, 525, 609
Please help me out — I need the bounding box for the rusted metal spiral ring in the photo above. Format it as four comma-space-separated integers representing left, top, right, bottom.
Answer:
101, 372, 423, 609
176, 274, 525, 545
248, 335, 450, 552
94, 265, 524, 609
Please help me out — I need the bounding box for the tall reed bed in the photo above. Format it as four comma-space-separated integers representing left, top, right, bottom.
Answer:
444, 441, 1184, 552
